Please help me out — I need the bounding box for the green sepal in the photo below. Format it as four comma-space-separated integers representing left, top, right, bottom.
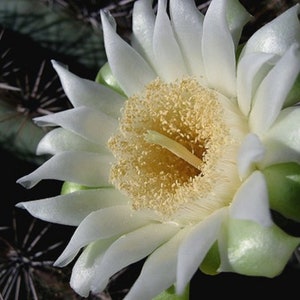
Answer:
153, 285, 189, 300
199, 241, 220, 275
60, 181, 110, 195
226, 218, 300, 277
262, 162, 300, 222
95, 62, 126, 96
61, 181, 92, 195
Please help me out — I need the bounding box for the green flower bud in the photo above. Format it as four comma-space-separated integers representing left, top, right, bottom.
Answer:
226, 219, 300, 277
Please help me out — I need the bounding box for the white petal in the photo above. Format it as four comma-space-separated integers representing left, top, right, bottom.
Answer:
17, 151, 112, 188
131, 0, 156, 69
34, 107, 117, 147
176, 208, 226, 295
230, 171, 272, 227
226, 0, 252, 48
90, 223, 179, 294
54, 206, 150, 267
52, 60, 125, 117
169, 0, 205, 80
249, 44, 300, 134
202, 0, 237, 97
125, 229, 188, 300
216, 213, 232, 273
152, 0, 188, 82
70, 238, 115, 297
262, 106, 300, 166
242, 4, 300, 56
100, 10, 156, 96
36, 128, 107, 155
16, 188, 128, 226
237, 52, 276, 116
237, 133, 265, 180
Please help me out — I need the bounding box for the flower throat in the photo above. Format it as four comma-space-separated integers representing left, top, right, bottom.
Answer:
108, 77, 233, 218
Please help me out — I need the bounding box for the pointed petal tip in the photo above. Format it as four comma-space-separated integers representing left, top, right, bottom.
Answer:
51, 59, 67, 72
53, 253, 72, 268
50, 59, 58, 67
100, 8, 116, 29
15, 202, 24, 209
16, 176, 31, 189
51, 60, 71, 83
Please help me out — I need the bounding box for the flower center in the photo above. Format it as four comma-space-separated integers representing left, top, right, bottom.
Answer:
108, 77, 244, 221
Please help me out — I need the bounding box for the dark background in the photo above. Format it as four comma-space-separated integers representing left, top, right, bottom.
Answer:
1, 1, 300, 299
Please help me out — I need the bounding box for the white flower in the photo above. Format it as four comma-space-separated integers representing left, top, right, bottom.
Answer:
17, 0, 300, 299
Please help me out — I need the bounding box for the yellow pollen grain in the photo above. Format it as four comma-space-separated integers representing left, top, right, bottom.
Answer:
108, 77, 232, 218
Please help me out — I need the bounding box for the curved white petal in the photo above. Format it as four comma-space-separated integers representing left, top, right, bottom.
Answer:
176, 208, 226, 295
54, 206, 151, 267
202, 0, 247, 97
52, 60, 125, 117
249, 44, 300, 134
90, 223, 179, 294
152, 0, 188, 82
101, 10, 156, 96
226, 0, 252, 47
36, 128, 108, 155
70, 238, 115, 297
131, 0, 156, 69
230, 171, 272, 227
34, 107, 117, 147
242, 4, 300, 56
237, 133, 265, 180
169, 0, 205, 80
237, 52, 276, 116
16, 188, 128, 226
125, 228, 188, 300
16, 151, 112, 188
262, 106, 300, 166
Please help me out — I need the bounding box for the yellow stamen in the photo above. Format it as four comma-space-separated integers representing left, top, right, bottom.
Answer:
108, 77, 244, 221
